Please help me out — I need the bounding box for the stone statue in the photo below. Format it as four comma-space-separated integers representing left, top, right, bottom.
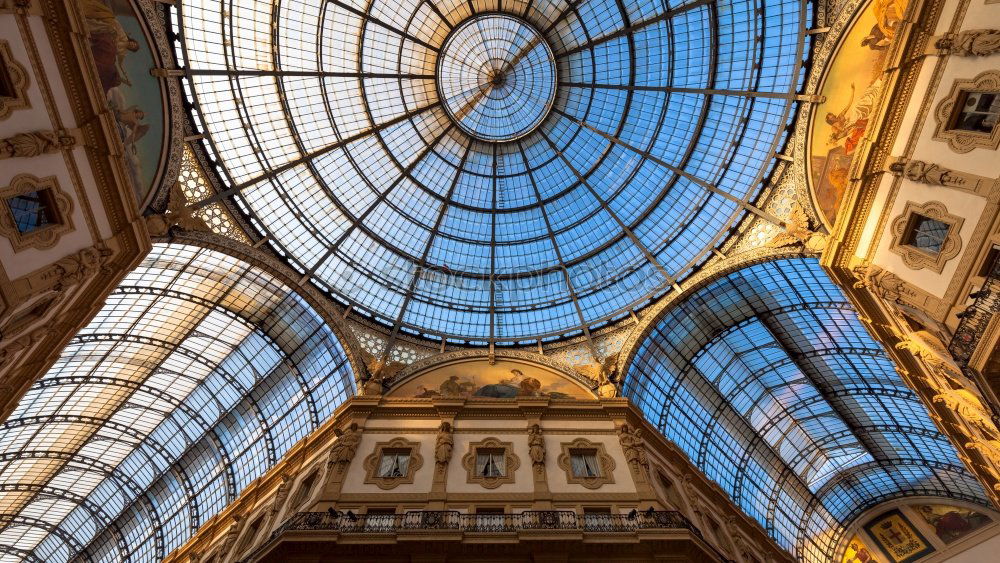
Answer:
528, 423, 545, 466
434, 421, 453, 468
49, 244, 115, 291
271, 473, 292, 514
618, 423, 648, 468
852, 263, 912, 304
328, 423, 361, 468
0, 130, 76, 159
891, 159, 968, 188
936, 29, 1000, 56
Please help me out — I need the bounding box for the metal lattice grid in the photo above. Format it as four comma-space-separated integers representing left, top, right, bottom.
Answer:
169, 0, 811, 344
0, 244, 356, 562
624, 257, 991, 563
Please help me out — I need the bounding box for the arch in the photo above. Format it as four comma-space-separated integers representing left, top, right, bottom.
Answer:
0, 243, 357, 562
622, 256, 991, 562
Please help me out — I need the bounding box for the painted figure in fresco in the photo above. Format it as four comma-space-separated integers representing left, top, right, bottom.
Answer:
81, 0, 140, 93
918, 505, 991, 543
845, 540, 877, 562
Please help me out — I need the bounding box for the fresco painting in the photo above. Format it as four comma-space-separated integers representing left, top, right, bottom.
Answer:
389, 359, 593, 399
914, 504, 993, 544
842, 534, 881, 563
81, 0, 164, 206
863, 509, 935, 563
809, 0, 908, 227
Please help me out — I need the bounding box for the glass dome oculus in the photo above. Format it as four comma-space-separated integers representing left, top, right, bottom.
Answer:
437, 15, 556, 142
176, 0, 808, 342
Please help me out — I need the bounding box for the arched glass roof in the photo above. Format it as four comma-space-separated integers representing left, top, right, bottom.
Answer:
623, 257, 989, 562
171, 0, 809, 342
0, 244, 355, 563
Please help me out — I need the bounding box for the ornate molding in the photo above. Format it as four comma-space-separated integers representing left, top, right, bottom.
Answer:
556, 438, 616, 489
0, 40, 29, 119
933, 71, 1000, 153
0, 173, 74, 252
461, 437, 520, 489
889, 200, 964, 272
362, 437, 424, 490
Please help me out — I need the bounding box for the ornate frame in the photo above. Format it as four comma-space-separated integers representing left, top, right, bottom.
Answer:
933, 71, 1000, 153
889, 201, 964, 272
0, 174, 73, 251
362, 437, 423, 490
289, 465, 320, 510
556, 438, 616, 489
0, 40, 29, 120
461, 437, 520, 489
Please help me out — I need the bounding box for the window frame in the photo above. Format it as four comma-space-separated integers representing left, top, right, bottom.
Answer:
462, 437, 519, 489
362, 437, 423, 490
889, 201, 964, 272
557, 438, 616, 489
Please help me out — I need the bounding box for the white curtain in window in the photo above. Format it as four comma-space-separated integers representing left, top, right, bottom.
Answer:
477, 451, 505, 476
571, 453, 598, 477
379, 452, 409, 477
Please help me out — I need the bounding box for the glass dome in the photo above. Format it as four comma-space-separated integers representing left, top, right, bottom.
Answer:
175, 0, 808, 342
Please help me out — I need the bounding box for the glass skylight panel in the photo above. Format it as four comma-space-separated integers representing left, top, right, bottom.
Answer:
173, 0, 806, 342
0, 245, 355, 562
625, 258, 989, 563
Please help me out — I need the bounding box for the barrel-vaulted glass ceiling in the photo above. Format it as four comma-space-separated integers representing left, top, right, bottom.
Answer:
0, 244, 355, 563
170, 0, 809, 343
624, 257, 989, 563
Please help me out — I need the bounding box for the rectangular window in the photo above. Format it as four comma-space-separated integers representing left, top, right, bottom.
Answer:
7, 190, 57, 233
978, 246, 999, 277
904, 215, 950, 254
950, 91, 1000, 133
0, 61, 13, 98
570, 450, 600, 478
377, 449, 410, 478
475, 449, 506, 477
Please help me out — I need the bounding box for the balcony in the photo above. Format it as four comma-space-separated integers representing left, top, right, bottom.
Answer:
241, 510, 733, 562
950, 254, 1000, 367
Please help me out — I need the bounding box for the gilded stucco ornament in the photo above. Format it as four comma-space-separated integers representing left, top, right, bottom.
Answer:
766, 201, 829, 252
146, 182, 208, 236
577, 352, 620, 398
889, 159, 977, 188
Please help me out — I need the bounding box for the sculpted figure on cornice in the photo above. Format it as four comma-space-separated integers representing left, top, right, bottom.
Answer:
0, 131, 76, 159
889, 159, 973, 188
271, 474, 292, 515
528, 423, 545, 467
935, 29, 1000, 56
434, 422, 453, 471
328, 423, 361, 470
852, 263, 915, 304
619, 423, 649, 469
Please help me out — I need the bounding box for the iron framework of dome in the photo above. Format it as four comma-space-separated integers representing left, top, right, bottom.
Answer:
171, 0, 811, 344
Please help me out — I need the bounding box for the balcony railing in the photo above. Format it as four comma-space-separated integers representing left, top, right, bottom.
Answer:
270, 509, 696, 535
950, 254, 1000, 367
242, 510, 715, 562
